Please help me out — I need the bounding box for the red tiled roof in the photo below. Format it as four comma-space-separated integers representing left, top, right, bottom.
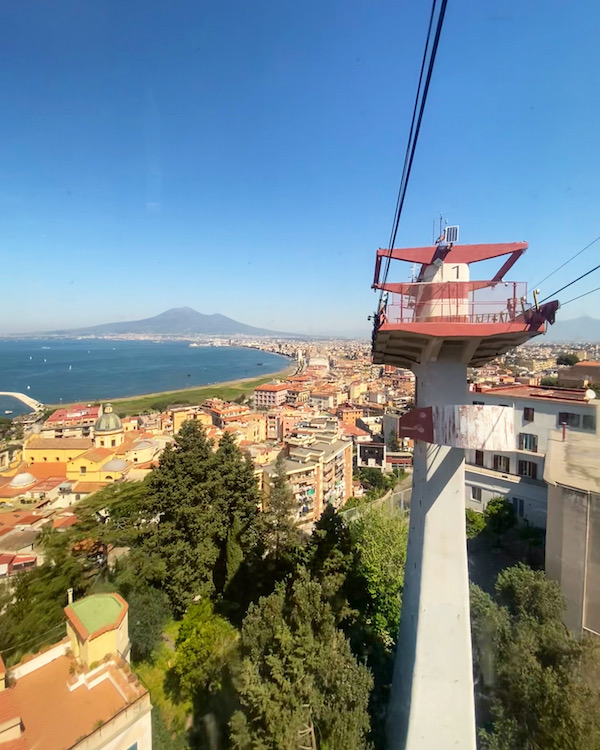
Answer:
341, 423, 369, 437
71, 482, 106, 494
27, 464, 68, 480
0, 687, 20, 725
78, 447, 114, 463
52, 516, 78, 530
0, 738, 28, 750
254, 383, 289, 392
45, 405, 100, 424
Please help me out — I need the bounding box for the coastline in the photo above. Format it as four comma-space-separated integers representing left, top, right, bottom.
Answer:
48, 363, 296, 416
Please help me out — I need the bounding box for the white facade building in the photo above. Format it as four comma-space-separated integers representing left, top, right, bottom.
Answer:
465, 384, 598, 529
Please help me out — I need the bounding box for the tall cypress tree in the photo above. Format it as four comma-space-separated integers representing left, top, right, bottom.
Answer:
261, 452, 301, 561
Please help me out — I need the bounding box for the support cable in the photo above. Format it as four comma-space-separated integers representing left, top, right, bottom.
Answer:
538, 261, 600, 304
378, 0, 449, 306
560, 284, 600, 307
530, 233, 600, 295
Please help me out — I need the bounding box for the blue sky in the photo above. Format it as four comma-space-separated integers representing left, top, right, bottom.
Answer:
2, 0, 600, 336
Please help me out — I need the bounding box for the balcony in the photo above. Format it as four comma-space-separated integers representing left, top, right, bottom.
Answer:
383, 281, 527, 326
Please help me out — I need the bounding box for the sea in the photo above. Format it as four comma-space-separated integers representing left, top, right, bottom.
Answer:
0, 339, 290, 415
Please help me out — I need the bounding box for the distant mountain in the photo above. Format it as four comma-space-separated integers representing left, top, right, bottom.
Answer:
532, 315, 600, 343
58, 307, 295, 337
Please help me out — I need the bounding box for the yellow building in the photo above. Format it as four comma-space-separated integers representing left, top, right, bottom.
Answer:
24, 437, 92, 465
66, 447, 129, 483
65, 592, 130, 668
171, 406, 212, 434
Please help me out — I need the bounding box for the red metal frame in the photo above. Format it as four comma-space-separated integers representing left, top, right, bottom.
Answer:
373, 242, 527, 289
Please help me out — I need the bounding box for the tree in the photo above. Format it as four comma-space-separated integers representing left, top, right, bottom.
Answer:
128, 585, 171, 662
139, 422, 232, 614
261, 452, 301, 560
229, 573, 373, 750
484, 497, 516, 542
173, 600, 237, 699
356, 467, 387, 491
471, 564, 600, 750
0, 550, 87, 665
212, 432, 261, 595
387, 430, 400, 452
350, 506, 409, 647
540, 376, 558, 386
466, 508, 486, 539
557, 352, 580, 366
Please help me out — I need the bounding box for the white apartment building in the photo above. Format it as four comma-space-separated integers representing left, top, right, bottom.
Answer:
465, 384, 598, 529
254, 383, 288, 409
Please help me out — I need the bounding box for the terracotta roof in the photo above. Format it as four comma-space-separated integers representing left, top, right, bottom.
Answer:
27, 464, 68, 480
45, 405, 100, 424
341, 423, 370, 437
0, 738, 28, 750
77, 447, 114, 464
254, 383, 289, 392
573, 360, 600, 368
27, 478, 64, 493
0, 512, 43, 532
10, 653, 136, 750
0, 687, 20, 725
52, 516, 78, 530
26, 438, 93, 451
71, 482, 106, 494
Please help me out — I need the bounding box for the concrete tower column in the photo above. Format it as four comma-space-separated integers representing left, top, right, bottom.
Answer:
387, 357, 476, 750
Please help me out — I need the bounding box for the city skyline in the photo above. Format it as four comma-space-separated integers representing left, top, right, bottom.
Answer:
2, 1, 600, 335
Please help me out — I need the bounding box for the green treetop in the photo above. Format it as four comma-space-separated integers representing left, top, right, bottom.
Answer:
229, 572, 373, 750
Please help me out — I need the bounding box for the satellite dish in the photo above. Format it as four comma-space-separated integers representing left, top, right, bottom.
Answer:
584, 389, 597, 401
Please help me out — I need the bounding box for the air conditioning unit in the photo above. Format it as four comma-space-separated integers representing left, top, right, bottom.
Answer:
444, 225, 459, 244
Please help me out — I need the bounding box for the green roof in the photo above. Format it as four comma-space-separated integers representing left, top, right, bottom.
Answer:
69, 593, 125, 636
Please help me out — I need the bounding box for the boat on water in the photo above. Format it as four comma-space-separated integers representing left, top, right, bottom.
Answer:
4, 410, 13, 415
257, 362, 264, 366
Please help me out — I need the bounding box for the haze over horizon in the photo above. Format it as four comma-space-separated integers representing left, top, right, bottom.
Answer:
2, 1, 600, 334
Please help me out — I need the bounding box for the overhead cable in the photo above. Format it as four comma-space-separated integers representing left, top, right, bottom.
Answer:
378, 0, 449, 305
530, 233, 600, 294
560, 284, 600, 307
539, 260, 600, 304
0, 622, 65, 655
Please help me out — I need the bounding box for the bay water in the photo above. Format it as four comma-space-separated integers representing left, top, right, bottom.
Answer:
0, 339, 289, 415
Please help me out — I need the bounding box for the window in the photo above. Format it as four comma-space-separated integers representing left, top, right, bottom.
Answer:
518, 433, 538, 452
558, 412, 581, 428
518, 460, 537, 480
523, 407, 534, 423
56, 457, 60, 461
111, 439, 116, 447
80, 466, 87, 475
512, 497, 525, 517
583, 414, 596, 431
474, 450, 484, 466
471, 486, 482, 502
43, 457, 47, 462
100, 440, 105, 446
493, 455, 510, 473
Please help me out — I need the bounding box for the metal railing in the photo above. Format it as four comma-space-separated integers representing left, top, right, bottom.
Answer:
381, 281, 528, 325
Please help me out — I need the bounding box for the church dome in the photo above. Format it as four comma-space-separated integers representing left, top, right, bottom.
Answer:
102, 458, 128, 473
94, 404, 122, 433
9, 472, 36, 488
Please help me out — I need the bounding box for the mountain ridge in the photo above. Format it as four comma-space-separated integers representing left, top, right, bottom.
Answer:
54, 307, 296, 337
529, 315, 600, 343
